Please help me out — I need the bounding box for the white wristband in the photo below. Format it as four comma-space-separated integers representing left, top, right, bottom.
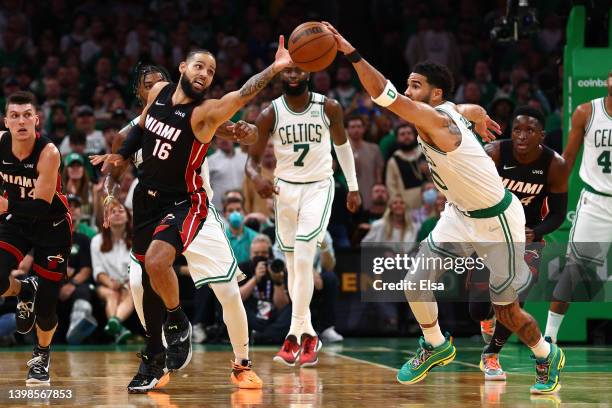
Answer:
371, 80, 399, 107
334, 141, 359, 191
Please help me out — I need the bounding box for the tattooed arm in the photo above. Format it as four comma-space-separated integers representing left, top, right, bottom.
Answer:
195, 36, 292, 136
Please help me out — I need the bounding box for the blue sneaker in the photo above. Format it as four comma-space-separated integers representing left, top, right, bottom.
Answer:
530, 340, 565, 394
397, 333, 456, 384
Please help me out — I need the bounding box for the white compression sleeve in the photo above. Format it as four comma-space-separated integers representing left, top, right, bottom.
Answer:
333, 141, 358, 191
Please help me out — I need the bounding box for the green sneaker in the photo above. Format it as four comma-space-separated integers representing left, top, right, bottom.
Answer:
530, 341, 565, 394
397, 334, 456, 384
104, 317, 121, 336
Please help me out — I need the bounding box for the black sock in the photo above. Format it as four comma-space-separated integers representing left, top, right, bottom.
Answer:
19, 280, 34, 300
485, 321, 513, 354
37, 344, 50, 352
145, 334, 164, 356
166, 305, 187, 325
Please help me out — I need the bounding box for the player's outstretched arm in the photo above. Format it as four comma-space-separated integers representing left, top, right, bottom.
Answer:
455, 104, 501, 142
0, 144, 60, 215
198, 36, 292, 131
326, 98, 361, 212
322, 22, 448, 144
529, 153, 568, 242
245, 105, 277, 198
563, 102, 590, 171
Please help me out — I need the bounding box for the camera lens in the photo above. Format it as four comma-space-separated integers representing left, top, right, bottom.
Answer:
269, 259, 285, 273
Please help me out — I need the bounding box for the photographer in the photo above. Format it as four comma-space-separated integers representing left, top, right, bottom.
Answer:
239, 235, 291, 344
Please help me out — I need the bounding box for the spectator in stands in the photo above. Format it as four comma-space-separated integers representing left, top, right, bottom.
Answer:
45, 102, 72, 147
59, 105, 105, 156
63, 153, 94, 225
312, 70, 333, 97
331, 65, 358, 109
91, 200, 133, 344
243, 139, 275, 217
489, 97, 515, 139
455, 61, 500, 107
239, 235, 291, 344
416, 190, 447, 242
352, 183, 390, 246
362, 194, 419, 250
208, 138, 248, 209
224, 195, 258, 264
411, 182, 439, 225
372, 112, 394, 149
385, 123, 426, 210
346, 115, 384, 209
64, 194, 97, 344
0, 297, 16, 346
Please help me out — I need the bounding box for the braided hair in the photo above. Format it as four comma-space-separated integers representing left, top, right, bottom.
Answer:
131, 62, 171, 105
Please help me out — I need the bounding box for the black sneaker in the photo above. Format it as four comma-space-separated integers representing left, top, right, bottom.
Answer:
163, 319, 192, 371
26, 346, 50, 385
16, 277, 38, 334
127, 351, 170, 394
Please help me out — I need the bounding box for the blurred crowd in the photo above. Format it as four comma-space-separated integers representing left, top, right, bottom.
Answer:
0, 0, 570, 345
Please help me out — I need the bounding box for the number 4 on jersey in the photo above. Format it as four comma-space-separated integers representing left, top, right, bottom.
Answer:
597, 150, 611, 174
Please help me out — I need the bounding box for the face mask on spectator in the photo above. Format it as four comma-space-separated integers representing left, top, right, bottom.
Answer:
423, 188, 437, 205
228, 211, 244, 229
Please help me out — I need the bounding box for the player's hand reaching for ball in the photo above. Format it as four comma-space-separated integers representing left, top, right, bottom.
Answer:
321, 22, 355, 54
346, 191, 361, 213
228, 120, 257, 145
254, 174, 279, 199
272, 35, 293, 73
90, 153, 126, 174
474, 115, 502, 143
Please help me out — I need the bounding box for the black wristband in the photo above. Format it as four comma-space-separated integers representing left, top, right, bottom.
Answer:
273, 281, 284, 287
346, 49, 362, 63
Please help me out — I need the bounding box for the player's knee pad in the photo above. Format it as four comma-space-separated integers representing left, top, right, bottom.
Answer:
469, 301, 493, 322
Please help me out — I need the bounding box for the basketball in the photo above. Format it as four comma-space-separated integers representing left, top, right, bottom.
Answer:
288, 21, 337, 72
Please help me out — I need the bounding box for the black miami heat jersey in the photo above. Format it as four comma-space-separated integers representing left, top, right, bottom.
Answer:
0, 132, 68, 219
138, 83, 210, 194
498, 140, 554, 228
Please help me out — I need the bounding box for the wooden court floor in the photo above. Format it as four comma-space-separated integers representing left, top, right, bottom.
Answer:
1, 338, 611, 407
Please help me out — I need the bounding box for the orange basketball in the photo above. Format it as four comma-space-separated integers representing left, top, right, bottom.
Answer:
288, 22, 337, 72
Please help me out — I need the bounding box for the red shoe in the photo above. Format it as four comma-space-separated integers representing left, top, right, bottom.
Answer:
299, 334, 322, 367
273, 335, 300, 366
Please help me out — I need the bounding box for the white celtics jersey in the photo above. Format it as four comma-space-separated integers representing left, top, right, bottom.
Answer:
271, 92, 333, 183
418, 101, 506, 212
579, 97, 612, 195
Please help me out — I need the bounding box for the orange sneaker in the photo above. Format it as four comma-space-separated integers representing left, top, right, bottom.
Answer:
273, 335, 300, 366
230, 360, 263, 389
299, 334, 322, 367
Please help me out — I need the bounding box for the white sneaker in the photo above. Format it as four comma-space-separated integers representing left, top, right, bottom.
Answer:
320, 326, 343, 343
192, 323, 206, 344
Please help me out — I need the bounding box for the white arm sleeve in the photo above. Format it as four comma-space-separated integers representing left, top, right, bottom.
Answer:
334, 140, 358, 192
371, 80, 399, 107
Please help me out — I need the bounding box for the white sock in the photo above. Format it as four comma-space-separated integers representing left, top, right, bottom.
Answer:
210, 280, 249, 361
530, 336, 551, 359
287, 240, 317, 338
421, 321, 445, 348
544, 311, 564, 343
